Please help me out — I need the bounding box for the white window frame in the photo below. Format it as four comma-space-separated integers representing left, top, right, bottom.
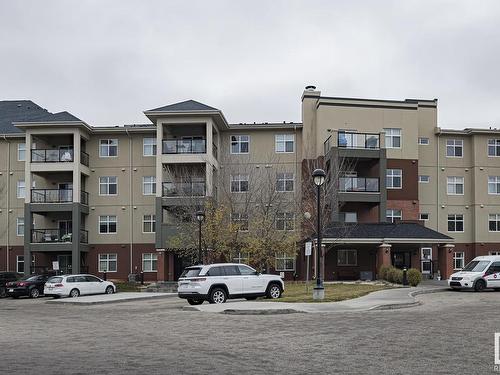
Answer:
276, 212, 295, 231
337, 249, 357, 266
275, 134, 295, 153
418, 137, 429, 145
488, 176, 500, 195
17, 180, 26, 199
386, 209, 402, 223
446, 139, 463, 158
275, 253, 296, 271
98, 253, 117, 272
99, 176, 118, 196
16, 255, 35, 274
143, 138, 157, 156
18, 143, 26, 161
276, 172, 294, 192
447, 176, 464, 195
142, 214, 156, 233
488, 139, 500, 157
230, 174, 249, 193
230, 135, 250, 154
142, 253, 158, 272
384, 128, 401, 149
99, 215, 117, 234
231, 213, 249, 232
453, 252, 465, 270
233, 252, 249, 264
418, 175, 430, 183
99, 139, 118, 158
448, 214, 464, 232
489, 214, 500, 232
16, 217, 24, 236
386, 169, 402, 189
142, 176, 156, 196
419, 213, 429, 221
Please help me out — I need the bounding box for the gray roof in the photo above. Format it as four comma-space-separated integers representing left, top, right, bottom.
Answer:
0, 100, 81, 134
146, 100, 219, 112
323, 222, 453, 241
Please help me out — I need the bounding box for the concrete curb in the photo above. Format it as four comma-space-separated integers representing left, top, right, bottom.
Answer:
46, 293, 177, 306
368, 287, 449, 311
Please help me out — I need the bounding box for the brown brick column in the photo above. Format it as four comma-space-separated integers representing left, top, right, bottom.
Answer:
167, 252, 175, 281
438, 244, 455, 280
377, 243, 392, 277
156, 249, 167, 282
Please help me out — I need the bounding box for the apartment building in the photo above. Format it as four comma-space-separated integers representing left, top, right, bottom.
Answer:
0, 87, 498, 281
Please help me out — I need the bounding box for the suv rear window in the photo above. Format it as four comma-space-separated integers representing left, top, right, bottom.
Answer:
180, 268, 202, 278
48, 277, 63, 283
207, 266, 224, 276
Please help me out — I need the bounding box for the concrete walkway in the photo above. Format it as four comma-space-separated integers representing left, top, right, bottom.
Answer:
46, 292, 177, 305
183, 286, 448, 314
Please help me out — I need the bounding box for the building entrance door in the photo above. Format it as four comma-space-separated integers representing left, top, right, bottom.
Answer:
57, 255, 72, 274
392, 251, 411, 269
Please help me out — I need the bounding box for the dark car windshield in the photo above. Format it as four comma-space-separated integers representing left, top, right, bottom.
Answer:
462, 261, 490, 272
21, 276, 39, 281
47, 277, 63, 283
180, 268, 202, 278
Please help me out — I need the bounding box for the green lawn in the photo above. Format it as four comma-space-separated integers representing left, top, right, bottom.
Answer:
273, 282, 389, 303
114, 282, 143, 292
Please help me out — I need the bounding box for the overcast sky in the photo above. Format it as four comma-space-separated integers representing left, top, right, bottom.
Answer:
1, 1, 500, 129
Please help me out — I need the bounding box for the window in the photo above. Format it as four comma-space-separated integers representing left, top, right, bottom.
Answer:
18, 143, 26, 161
233, 252, 249, 264
143, 138, 157, 156
448, 214, 464, 232
338, 249, 357, 266
143, 215, 156, 233
488, 139, 500, 157
384, 128, 401, 148
17, 180, 25, 198
222, 265, 240, 276
142, 253, 158, 272
99, 215, 117, 234
488, 176, 500, 194
418, 175, 430, 183
453, 252, 465, 270
275, 134, 295, 153
343, 212, 358, 223
231, 213, 249, 231
230, 135, 249, 154
98, 254, 117, 272
386, 209, 402, 223
238, 264, 256, 275
418, 137, 429, 145
99, 139, 118, 157
230, 174, 249, 192
143, 176, 156, 195
275, 253, 295, 271
489, 214, 500, 232
16, 217, 24, 236
447, 176, 464, 195
446, 139, 463, 157
419, 213, 429, 221
207, 266, 224, 276
99, 176, 117, 195
386, 169, 402, 189
16, 255, 34, 274
276, 173, 294, 192
276, 212, 294, 231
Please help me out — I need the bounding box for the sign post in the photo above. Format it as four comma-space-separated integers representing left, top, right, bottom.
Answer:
305, 241, 312, 291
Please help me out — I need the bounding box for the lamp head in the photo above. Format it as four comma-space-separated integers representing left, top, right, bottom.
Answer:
196, 210, 205, 223
312, 168, 326, 186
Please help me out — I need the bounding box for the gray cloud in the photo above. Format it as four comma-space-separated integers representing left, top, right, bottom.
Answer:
1, 0, 500, 128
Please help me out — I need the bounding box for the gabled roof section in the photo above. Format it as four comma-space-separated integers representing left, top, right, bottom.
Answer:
0, 100, 82, 134
146, 100, 218, 113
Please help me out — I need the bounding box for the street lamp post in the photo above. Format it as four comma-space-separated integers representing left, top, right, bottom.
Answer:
196, 210, 205, 264
312, 168, 326, 300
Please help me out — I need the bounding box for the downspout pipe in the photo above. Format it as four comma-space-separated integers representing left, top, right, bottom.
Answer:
126, 129, 133, 275
3, 135, 10, 271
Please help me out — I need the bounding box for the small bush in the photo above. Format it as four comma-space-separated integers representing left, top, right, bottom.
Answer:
393, 268, 403, 284
386, 267, 398, 283
378, 265, 390, 280
407, 268, 422, 286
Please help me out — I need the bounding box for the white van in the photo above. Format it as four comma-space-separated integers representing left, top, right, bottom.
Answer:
448, 256, 500, 291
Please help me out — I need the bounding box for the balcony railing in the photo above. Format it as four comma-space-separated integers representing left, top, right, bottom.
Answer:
31, 229, 88, 244
31, 189, 73, 203
162, 181, 206, 197
81, 191, 89, 205
338, 132, 380, 149
339, 177, 380, 192
162, 139, 206, 154
81, 151, 89, 166
31, 149, 90, 165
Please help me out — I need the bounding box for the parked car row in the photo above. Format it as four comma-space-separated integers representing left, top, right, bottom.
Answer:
0, 272, 116, 299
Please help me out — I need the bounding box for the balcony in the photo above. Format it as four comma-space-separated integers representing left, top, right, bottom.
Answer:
162, 181, 205, 197
30, 149, 90, 166
30, 189, 89, 205
339, 177, 380, 192
80, 151, 89, 166
162, 139, 206, 154
31, 229, 88, 244
338, 132, 380, 149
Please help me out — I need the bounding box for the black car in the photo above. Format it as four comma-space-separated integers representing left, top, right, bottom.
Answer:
0, 272, 22, 298
6, 274, 50, 298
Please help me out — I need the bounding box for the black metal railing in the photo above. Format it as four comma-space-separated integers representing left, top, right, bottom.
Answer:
162, 139, 206, 154
31, 149, 74, 163
31, 229, 88, 243
338, 132, 380, 149
80, 151, 89, 166
339, 177, 380, 192
31, 189, 73, 203
162, 181, 206, 197
81, 191, 89, 205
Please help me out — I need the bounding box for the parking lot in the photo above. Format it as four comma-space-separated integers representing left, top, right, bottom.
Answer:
1, 290, 499, 374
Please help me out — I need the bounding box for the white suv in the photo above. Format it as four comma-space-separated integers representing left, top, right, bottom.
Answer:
177, 263, 284, 305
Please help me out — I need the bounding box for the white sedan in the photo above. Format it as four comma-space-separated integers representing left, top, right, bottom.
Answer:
44, 274, 116, 298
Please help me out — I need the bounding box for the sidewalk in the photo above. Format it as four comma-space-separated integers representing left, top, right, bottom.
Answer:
46, 292, 177, 305
183, 285, 449, 314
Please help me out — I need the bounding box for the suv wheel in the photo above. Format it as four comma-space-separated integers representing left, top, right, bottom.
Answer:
266, 283, 282, 299
474, 279, 486, 292
209, 288, 227, 304
187, 298, 204, 305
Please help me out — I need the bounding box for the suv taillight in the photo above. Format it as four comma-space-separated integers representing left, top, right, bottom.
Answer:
54, 283, 64, 287
189, 278, 206, 282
